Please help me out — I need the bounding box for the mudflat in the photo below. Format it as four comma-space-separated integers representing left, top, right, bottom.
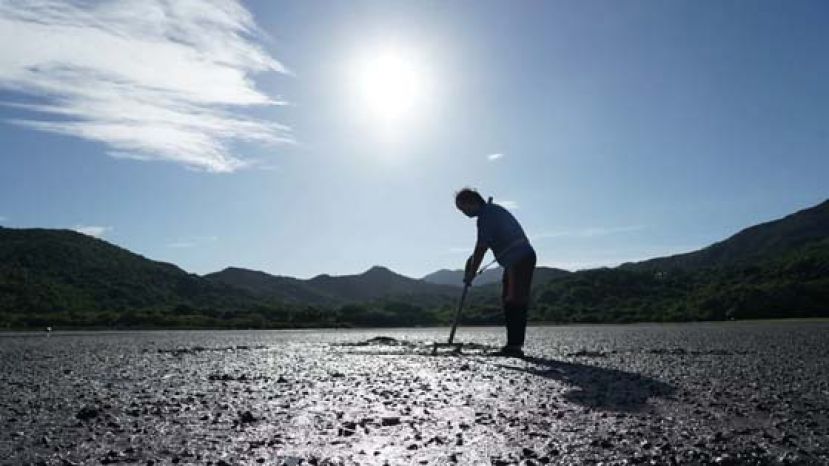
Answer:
1, 321, 827, 465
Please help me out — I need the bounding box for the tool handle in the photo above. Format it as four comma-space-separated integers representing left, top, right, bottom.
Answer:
447, 283, 469, 345
477, 258, 497, 275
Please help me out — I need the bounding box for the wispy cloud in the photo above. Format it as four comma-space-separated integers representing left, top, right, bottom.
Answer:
167, 241, 197, 249
73, 225, 111, 238
0, 0, 291, 172
543, 244, 701, 271
166, 235, 218, 248
486, 152, 504, 161
0, 215, 6, 222
499, 200, 519, 210
531, 225, 646, 241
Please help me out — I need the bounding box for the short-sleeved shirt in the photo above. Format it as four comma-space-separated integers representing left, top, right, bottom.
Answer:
476, 202, 535, 268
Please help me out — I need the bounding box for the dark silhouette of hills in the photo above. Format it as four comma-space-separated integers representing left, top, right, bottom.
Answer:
0, 228, 460, 328
421, 268, 501, 286
0, 227, 251, 314
0, 197, 826, 328
535, 199, 829, 322
622, 199, 829, 271
422, 266, 571, 288
206, 265, 458, 306
204, 267, 337, 306
307, 266, 457, 304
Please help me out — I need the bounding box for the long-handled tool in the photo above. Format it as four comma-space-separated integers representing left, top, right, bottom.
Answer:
431, 258, 497, 355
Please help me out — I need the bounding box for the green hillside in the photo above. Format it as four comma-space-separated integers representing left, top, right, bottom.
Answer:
206, 265, 459, 307
204, 267, 340, 306
0, 229, 460, 329
530, 238, 829, 323
0, 228, 243, 312
622, 199, 829, 271
0, 228, 280, 328
422, 266, 571, 288
527, 198, 829, 323
306, 266, 458, 305
0, 198, 827, 329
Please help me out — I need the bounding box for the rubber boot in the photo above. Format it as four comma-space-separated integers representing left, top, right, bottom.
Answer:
504, 303, 527, 347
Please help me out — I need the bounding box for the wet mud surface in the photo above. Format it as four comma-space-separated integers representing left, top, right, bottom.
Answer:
1, 322, 828, 465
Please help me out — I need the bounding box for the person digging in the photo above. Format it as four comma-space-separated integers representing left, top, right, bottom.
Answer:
455, 188, 536, 358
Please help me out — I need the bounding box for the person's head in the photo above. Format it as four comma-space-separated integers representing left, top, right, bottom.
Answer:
455, 188, 486, 217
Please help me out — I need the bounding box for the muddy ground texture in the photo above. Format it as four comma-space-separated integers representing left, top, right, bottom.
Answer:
1, 322, 828, 465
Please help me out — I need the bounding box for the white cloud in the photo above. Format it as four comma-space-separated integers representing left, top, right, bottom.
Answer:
0, 215, 6, 222
73, 225, 112, 238
531, 225, 646, 240
166, 234, 217, 248
499, 200, 519, 210
0, 0, 291, 172
487, 152, 504, 161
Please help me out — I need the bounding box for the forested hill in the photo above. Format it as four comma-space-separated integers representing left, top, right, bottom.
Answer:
421, 266, 571, 288
1, 198, 827, 329
205, 265, 458, 307
622, 199, 829, 271
203, 267, 338, 306
0, 228, 460, 328
532, 199, 829, 323
0, 227, 253, 314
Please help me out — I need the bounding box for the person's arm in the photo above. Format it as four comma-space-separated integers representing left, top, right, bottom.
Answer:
464, 241, 488, 284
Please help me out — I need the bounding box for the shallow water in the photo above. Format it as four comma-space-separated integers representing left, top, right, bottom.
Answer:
1, 321, 828, 464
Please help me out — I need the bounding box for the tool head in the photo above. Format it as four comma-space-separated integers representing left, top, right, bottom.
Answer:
430, 342, 464, 356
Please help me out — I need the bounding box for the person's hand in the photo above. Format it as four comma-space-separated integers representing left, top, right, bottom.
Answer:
463, 272, 475, 285
463, 257, 475, 285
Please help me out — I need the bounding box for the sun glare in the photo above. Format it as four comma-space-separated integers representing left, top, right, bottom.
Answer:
349, 46, 430, 130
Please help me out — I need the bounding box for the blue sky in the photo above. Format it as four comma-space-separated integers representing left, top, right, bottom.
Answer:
1, 0, 827, 278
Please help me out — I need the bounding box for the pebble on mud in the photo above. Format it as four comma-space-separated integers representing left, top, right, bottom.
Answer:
381, 416, 401, 426
238, 411, 257, 424
338, 421, 357, 436
75, 406, 99, 421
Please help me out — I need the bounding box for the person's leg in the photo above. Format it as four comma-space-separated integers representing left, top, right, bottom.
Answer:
501, 267, 517, 346
505, 301, 526, 347
505, 251, 536, 348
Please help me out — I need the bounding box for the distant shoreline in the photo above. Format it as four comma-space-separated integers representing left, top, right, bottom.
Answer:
2, 317, 828, 335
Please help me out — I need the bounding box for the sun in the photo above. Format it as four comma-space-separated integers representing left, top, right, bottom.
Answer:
348, 45, 429, 127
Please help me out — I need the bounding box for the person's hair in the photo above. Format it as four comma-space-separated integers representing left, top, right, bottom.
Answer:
455, 187, 485, 206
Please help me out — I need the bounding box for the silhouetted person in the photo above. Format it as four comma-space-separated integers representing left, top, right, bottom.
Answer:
455, 188, 536, 357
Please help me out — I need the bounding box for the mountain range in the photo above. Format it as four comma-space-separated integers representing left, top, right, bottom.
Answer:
204, 265, 459, 307
420, 266, 571, 288
0, 198, 826, 328
622, 199, 829, 271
